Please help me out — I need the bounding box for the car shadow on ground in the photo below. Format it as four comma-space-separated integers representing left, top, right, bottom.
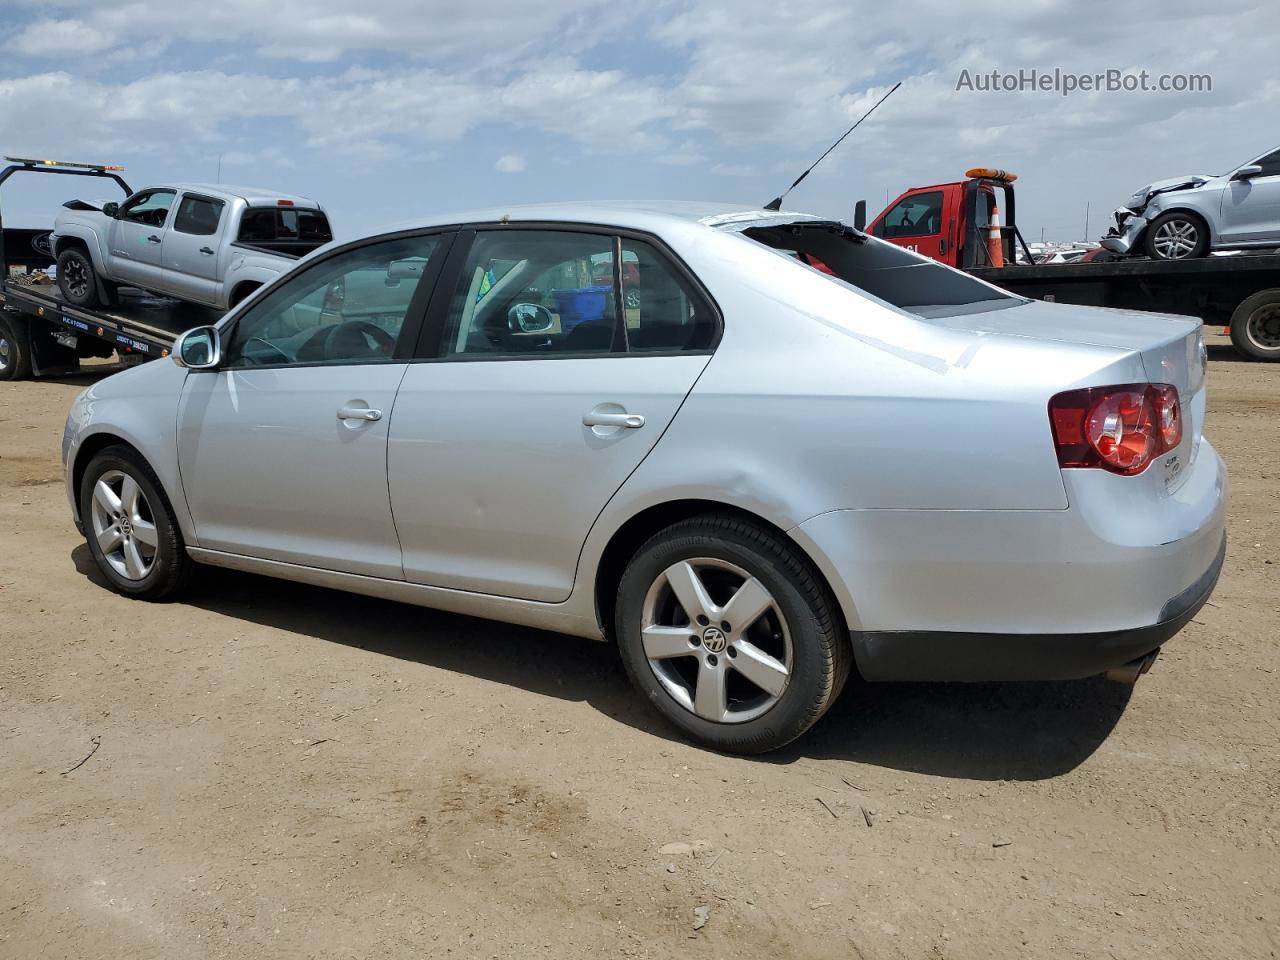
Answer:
72, 546, 1132, 782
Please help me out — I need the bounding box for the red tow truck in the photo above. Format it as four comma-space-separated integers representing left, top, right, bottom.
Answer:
854, 170, 1280, 361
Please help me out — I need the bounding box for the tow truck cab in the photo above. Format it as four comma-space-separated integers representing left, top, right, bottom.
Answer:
857, 169, 1022, 269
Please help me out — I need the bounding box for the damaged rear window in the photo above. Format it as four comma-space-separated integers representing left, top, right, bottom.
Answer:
739, 221, 1020, 317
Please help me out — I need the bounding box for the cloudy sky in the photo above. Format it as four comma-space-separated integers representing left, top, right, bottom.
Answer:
2, 0, 1276, 242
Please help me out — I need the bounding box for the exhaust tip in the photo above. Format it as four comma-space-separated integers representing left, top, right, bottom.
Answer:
1104, 648, 1161, 685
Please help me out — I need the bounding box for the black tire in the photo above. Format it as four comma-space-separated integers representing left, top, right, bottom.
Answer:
79, 445, 192, 600
1229, 289, 1280, 361
1144, 211, 1210, 260
57, 248, 102, 307
0, 312, 34, 381
230, 283, 262, 308
615, 514, 850, 754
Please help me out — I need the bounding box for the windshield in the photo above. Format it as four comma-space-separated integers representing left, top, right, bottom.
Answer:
739, 221, 1019, 317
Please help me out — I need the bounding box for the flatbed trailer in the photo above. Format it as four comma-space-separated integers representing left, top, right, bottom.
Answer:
0, 157, 216, 380
968, 253, 1280, 361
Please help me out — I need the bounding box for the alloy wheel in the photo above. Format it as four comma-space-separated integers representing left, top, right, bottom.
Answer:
640, 557, 792, 724
63, 257, 89, 298
1152, 219, 1200, 259
90, 469, 159, 580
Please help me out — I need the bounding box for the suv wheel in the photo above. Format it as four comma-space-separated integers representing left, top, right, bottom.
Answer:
1145, 211, 1209, 260
57, 248, 102, 307
79, 445, 192, 600
615, 514, 850, 754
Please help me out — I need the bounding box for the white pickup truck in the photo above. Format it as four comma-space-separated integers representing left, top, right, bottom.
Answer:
50, 183, 333, 310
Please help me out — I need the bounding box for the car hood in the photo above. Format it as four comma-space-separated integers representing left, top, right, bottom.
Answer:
1129, 174, 1214, 208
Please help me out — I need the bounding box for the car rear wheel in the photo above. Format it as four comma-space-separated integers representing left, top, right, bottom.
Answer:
79, 446, 192, 600
1144, 211, 1209, 260
57, 248, 102, 307
1230, 289, 1280, 361
615, 514, 850, 754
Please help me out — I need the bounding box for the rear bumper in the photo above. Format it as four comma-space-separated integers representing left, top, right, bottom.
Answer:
850, 533, 1224, 681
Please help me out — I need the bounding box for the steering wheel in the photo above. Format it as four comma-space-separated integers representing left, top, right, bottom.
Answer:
243, 336, 291, 365
320, 320, 395, 361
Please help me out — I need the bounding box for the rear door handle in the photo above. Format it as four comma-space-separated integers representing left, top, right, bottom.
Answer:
199, 246, 215, 255
146, 235, 161, 244
337, 405, 382, 421
582, 411, 644, 429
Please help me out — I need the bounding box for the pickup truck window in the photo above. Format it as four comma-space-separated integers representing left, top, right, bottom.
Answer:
173, 196, 224, 236
120, 190, 176, 228
238, 208, 333, 244
877, 190, 943, 239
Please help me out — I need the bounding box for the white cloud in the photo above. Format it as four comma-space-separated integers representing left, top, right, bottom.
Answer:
13, 18, 115, 55
495, 154, 527, 173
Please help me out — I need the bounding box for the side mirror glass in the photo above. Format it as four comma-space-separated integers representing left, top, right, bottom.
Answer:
173, 325, 221, 369
1233, 164, 1263, 181
507, 302, 554, 334
102, 202, 119, 218
853, 199, 867, 232
387, 257, 426, 281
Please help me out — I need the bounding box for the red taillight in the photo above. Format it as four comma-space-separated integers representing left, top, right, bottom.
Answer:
1048, 383, 1181, 476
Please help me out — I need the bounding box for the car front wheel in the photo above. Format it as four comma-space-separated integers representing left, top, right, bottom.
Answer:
79, 445, 192, 600
57, 248, 102, 307
615, 514, 850, 754
1144, 211, 1209, 260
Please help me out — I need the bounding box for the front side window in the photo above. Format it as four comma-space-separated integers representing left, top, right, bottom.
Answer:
223, 234, 440, 368
1251, 149, 1280, 177
442, 230, 619, 357
877, 190, 943, 239
121, 190, 176, 228
173, 195, 224, 236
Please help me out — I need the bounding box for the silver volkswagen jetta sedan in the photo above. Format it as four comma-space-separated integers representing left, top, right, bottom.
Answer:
63, 202, 1227, 754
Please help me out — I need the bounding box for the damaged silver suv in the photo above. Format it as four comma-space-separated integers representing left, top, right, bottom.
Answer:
1102, 144, 1280, 260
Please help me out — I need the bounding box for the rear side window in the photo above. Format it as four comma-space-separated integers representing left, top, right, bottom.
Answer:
620, 239, 716, 352
742, 222, 1017, 314
238, 208, 333, 243
173, 195, 224, 236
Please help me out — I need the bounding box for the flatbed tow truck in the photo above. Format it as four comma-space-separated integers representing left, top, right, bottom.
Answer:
856, 169, 1280, 361
0, 158, 218, 381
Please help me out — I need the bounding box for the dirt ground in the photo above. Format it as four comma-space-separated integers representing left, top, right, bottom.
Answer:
1, 334, 1276, 959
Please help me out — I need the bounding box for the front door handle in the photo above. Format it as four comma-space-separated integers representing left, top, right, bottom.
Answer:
582, 411, 644, 429
198, 246, 215, 255
146, 234, 161, 244
337, 405, 382, 422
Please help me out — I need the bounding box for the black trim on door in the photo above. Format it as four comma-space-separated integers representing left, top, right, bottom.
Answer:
393, 230, 456, 361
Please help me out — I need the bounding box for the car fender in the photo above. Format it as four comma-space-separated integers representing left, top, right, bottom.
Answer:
65, 360, 198, 545
220, 253, 290, 309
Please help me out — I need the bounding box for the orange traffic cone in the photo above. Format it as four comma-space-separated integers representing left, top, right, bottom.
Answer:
988, 207, 1004, 268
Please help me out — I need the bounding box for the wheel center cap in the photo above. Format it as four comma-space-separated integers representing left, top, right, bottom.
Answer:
119, 517, 133, 536
701, 626, 727, 653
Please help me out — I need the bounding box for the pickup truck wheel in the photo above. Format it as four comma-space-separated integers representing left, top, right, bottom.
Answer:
79, 445, 192, 600
0, 313, 34, 381
1230, 290, 1280, 361
56, 249, 102, 307
1144, 212, 1209, 260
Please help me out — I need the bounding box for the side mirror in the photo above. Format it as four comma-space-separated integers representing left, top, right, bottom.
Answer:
1233, 164, 1264, 181
853, 199, 867, 232
102, 202, 119, 218
507, 302, 554, 334
172, 326, 221, 369
387, 257, 426, 280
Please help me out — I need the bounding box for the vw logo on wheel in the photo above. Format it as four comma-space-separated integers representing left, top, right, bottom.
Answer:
700, 625, 728, 653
